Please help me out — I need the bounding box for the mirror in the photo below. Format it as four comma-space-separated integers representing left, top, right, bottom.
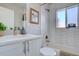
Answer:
0, 6, 14, 35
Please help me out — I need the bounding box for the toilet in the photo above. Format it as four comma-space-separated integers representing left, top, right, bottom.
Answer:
40, 47, 56, 56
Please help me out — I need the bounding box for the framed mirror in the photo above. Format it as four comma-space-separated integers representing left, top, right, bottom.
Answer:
30, 8, 39, 24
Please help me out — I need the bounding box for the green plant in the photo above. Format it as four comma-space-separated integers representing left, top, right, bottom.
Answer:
0, 22, 7, 31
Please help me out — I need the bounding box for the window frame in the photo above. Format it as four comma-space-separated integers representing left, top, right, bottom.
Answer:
56, 8, 66, 28
56, 4, 79, 28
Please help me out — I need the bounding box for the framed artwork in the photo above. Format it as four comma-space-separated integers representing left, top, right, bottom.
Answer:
30, 8, 39, 24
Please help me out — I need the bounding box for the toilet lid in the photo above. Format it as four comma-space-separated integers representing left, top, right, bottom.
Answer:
40, 47, 56, 56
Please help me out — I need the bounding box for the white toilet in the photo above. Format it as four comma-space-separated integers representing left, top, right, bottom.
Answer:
40, 47, 56, 56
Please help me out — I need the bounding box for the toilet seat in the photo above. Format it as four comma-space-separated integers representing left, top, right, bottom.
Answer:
40, 47, 56, 56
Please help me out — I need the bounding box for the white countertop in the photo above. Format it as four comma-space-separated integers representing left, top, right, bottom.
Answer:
0, 34, 42, 47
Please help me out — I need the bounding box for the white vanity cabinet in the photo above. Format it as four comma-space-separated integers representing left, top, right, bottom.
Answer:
0, 39, 42, 56
0, 43, 25, 56
28, 39, 42, 56
0, 34, 42, 56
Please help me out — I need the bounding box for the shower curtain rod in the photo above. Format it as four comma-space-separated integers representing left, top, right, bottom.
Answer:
40, 3, 47, 6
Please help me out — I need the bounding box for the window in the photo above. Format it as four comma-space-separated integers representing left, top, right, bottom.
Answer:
56, 5, 78, 28
56, 9, 66, 28
67, 6, 78, 27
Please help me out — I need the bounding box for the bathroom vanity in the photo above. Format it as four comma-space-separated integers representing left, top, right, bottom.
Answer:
0, 34, 42, 56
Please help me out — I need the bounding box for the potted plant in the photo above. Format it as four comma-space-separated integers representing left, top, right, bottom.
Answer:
0, 22, 7, 36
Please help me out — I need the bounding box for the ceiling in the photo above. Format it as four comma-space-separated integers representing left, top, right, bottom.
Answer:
14, 3, 26, 9
0, 3, 26, 10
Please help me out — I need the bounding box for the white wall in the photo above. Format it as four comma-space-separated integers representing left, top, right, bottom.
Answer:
26, 3, 41, 35
48, 3, 79, 53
